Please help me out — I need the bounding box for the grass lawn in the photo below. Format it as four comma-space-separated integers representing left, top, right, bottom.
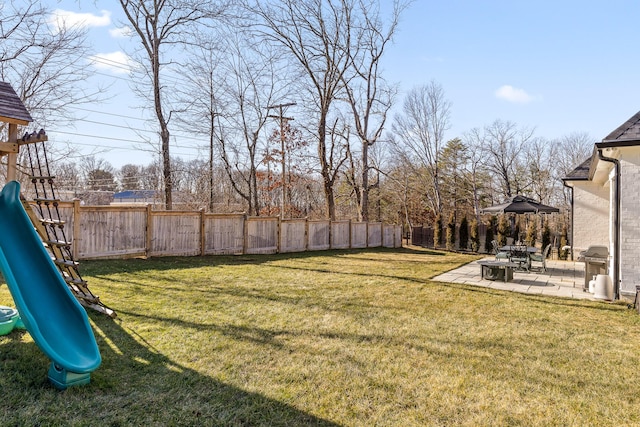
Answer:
1, 247, 640, 426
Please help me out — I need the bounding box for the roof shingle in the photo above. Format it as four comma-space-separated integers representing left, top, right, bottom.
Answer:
0, 81, 32, 124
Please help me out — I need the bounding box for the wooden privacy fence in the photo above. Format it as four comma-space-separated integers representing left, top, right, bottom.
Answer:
44, 201, 402, 260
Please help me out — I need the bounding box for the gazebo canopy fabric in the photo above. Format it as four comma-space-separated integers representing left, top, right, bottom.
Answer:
480, 195, 559, 214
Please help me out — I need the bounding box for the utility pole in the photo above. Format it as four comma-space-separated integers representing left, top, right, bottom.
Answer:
267, 102, 296, 219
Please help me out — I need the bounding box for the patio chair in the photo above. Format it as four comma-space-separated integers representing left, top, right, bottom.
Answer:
530, 244, 551, 273
491, 240, 509, 261
509, 244, 530, 271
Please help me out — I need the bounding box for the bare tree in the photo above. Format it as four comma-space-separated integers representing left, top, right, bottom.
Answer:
52, 161, 82, 194
0, 1, 105, 131
390, 81, 451, 216
140, 161, 162, 190
484, 119, 535, 200
221, 33, 286, 216
462, 127, 492, 220
174, 33, 226, 212
250, 0, 356, 220
525, 137, 557, 204
118, 0, 229, 210
341, 0, 407, 221
554, 131, 595, 207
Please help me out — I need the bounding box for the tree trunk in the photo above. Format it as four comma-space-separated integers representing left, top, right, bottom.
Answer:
360, 139, 369, 222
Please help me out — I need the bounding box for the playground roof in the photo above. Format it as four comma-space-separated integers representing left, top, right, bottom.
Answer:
0, 82, 32, 125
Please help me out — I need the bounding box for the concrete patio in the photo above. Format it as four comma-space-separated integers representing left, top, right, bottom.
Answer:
432, 257, 598, 301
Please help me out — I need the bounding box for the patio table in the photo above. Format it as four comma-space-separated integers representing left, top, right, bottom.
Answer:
499, 245, 538, 254
478, 260, 519, 282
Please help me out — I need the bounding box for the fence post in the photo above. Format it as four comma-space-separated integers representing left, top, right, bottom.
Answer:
200, 209, 205, 256
72, 198, 81, 260
365, 222, 369, 248
277, 216, 281, 254
242, 214, 248, 255
145, 204, 153, 258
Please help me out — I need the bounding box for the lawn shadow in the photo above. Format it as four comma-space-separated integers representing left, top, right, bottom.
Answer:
80, 246, 446, 277
0, 313, 339, 426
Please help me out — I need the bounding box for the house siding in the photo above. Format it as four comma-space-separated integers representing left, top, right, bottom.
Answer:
618, 147, 640, 296
572, 181, 610, 260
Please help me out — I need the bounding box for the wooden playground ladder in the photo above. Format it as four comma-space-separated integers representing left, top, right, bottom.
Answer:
20, 132, 116, 318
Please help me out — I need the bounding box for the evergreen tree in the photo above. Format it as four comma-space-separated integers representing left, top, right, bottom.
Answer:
433, 214, 443, 248
459, 216, 469, 250
446, 212, 456, 251
470, 217, 480, 252
484, 216, 496, 253
497, 215, 511, 246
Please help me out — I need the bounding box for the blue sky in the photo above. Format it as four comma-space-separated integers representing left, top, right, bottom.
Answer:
41, 0, 640, 168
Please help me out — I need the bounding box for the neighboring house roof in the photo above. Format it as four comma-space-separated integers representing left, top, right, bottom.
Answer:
113, 190, 159, 200
0, 81, 32, 125
563, 157, 592, 181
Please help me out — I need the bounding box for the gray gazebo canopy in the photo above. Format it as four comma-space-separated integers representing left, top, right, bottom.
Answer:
480, 195, 559, 215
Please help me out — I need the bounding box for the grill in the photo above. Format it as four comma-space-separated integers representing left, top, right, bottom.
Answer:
578, 246, 609, 291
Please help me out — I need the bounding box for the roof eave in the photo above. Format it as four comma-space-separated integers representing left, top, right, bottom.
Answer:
597, 139, 640, 148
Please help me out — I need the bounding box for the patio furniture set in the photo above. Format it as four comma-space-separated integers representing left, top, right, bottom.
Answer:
477, 196, 558, 283
478, 241, 552, 282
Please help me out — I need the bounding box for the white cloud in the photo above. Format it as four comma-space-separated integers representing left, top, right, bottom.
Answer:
49, 9, 111, 32
495, 85, 534, 104
88, 51, 134, 75
109, 26, 133, 38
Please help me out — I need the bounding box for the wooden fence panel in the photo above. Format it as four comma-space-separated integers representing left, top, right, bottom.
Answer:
383, 225, 396, 248
331, 220, 350, 249
280, 219, 307, 253
76, 206, 147, 259
245, 217, 278, 254
367, 222, 382, 247
394, 225, 402, 248
308, 220, 330, 250
204, 214, 244, 255
64, 203, 403, 259
149, 211, 201, 257
351, 222, 367, 248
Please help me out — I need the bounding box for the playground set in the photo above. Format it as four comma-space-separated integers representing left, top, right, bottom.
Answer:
0, 82, 113, 389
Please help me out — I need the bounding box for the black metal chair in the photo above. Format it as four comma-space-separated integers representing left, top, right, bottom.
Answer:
509, 245, 530, 271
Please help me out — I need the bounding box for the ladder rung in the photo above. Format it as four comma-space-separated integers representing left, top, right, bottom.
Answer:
41, 218, 65, 226
34, 198, 60, 203
46, 239, 71, 247
65, 277, 87, 286
30, 175, 56, 181
54, 259, 78, 267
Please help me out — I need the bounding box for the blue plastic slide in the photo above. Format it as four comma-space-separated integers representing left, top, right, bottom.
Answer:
0, 181, 101, 389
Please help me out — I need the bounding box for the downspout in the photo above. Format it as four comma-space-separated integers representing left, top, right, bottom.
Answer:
562, 180, 574, 261
597, 149, 620, 300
